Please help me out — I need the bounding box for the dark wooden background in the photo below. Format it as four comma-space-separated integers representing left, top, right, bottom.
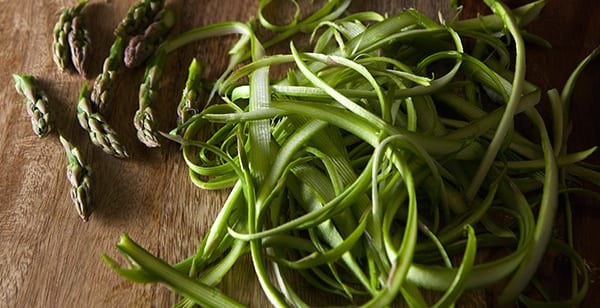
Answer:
0, 0, 598, 306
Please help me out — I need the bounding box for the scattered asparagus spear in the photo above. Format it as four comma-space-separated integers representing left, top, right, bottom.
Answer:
114, 0, 165, 38
68, 14, 91, 78
52, 0, 90, 77
58, 131, 93, 222
124, 8, 176, 68
90, 0, 167, 114
177, 58, 205, 125
134, 50, 166, 148
12, 74, 55, 137
77, 83, 129, 158
52, 12, 71, 72
91, 36, 125, 114
85, 0, 167, 152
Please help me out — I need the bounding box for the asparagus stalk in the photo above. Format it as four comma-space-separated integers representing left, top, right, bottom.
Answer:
12, 74, 55, 137
52, 0, 90, 77
77, 83, 129, 158
114, 0, 165, 38
134, 50, 166, 148
52, 11, 71, 72
90, 0, 166, 114
68, 14, 91, 78
91, 36, 125, 114
124, 7, 176, 68
58, 132, 93, 222
177, 58, 205, 125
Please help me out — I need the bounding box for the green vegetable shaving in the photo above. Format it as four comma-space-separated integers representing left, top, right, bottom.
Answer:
104, 1, 599, 306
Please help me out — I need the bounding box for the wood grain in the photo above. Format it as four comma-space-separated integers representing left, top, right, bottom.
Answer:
0, 0, 598, 307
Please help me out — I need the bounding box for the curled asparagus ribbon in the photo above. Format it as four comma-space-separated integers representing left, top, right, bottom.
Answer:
12, 74, 55, 137
52, 0, 90, 77
77, 83, 129, 158
58, 132, 93, 222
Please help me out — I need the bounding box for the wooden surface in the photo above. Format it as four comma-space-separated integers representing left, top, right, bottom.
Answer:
0, 0, 598, 307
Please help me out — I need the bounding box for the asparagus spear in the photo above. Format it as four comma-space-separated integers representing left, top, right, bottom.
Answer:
68, 14, 91, 78
91, 36, 125, 114
77, 83, 129, 158
58, 132, 92, 222
114, 0, 165, 38
177, 58, 205, 125
124, 7, 176, 68
134, 50, 166, 148
52, 0, 90, 77
12, 74, 55, 137
90, 0, 166, 114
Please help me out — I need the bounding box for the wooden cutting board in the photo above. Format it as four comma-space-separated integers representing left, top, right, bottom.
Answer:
0, 0, 598, 307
